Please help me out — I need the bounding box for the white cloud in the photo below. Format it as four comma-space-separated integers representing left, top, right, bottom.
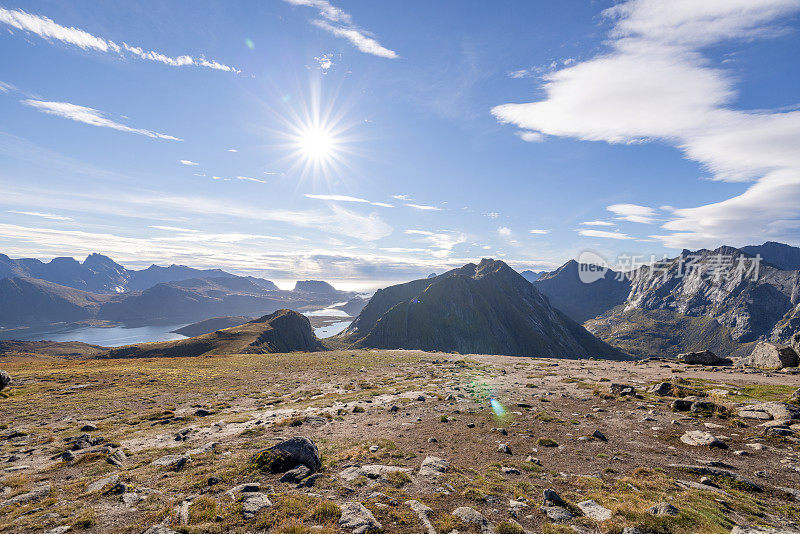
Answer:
405, 229, 466, 258
236, 176, 267, 184
311, 20, 398, 59
580, 220, 616, 227
305, 193, 369, 203
607, 203, 658, 224
406, 203, 442, 211
179, 160, 199, 166
22, 99, 181, 141
529, 229, 549, 234
498, 226, 512, 237
228, 148, 238, 152
282, 0, 397, 59
516, 130, 544, 143
0, 7, 238, 72
9, 210, 72, 221
492, 0, 800, 248
283, 0, 353, 24
392, 194, 411, 200
149, 225, 198, 233
315, 53, 334, 70
305, 194, 394, 207
578, 229, 633, 240
0, 81, 15, 93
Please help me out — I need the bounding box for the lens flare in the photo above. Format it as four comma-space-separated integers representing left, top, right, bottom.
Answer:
490, 397, 506, 418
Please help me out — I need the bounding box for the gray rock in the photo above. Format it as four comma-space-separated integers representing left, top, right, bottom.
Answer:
739, 402, 800, 421
498, 443, 512, 454
671, 464, 761, 492
672, 399, 693, 411
87, 475, 118, 493
501, 467, 521, 475
339, 501, 382, 534
577, 499, 612, 521
649, 382, 676, 396
680, 430, 727, 449
142, 527, 179, 534
649, 502, 679, 516
793, 331, 800, 358
1, 482, 50, 505
419, 456, 448, 478
731, 527, 800, 533
107, 449, 126, 467
241, 493, 272, 519
255, 436, 321, 473
0, 370, 10, 391
44, 527, 71, 534
542, 505, 574, 522
610, 383, 636, 396
279, 464, 311, 483
452, 506, 496, 533
406, 500, 436, 534
679, 350, 732, 366
739, 342, 799, 370
592, 429, 608, 441
543, 488, 566, 507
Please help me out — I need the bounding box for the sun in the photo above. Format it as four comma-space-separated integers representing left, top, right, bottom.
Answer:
272, 80, 361, 184
298, 126, 336, 161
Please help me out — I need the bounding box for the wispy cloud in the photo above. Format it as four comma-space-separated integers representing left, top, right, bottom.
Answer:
149, 225, 198, 233
283, 0, 397, 59
305, 193, 394, 207
236, 176, 267, 184
578, 229, 632, 240
22, 100, 181, 141
607, 203, 657, 224
492, 0, 800, 249
580, 220, 616, 227
0, 7, 238, 72
497, 226, 512, 237
405, 229, 466, 258
0, 81, 15, 93
406, 203, 442, 211
9, 210, 72, 221
179, 160, 199, 166
529, 229, 549, 234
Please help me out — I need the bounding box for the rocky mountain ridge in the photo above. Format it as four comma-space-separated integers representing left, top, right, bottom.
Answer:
340, 259, 628, 359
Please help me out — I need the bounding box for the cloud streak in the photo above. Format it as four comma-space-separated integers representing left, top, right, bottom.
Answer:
22, 100, 181, 140
283, 0, 397, 59
0, 7, 238, 72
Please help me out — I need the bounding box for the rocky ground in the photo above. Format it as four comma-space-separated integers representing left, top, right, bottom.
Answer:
1, 351, 800, 533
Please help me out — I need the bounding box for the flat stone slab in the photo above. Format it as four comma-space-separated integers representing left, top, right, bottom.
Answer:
577, 499, 612, 521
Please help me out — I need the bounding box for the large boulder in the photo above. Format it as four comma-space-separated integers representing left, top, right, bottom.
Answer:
678, 350, 732, 366
738, 402, 800, 422
0, 370, 10, 391
739, 342, 799, 370
793, 332, 800, 357
252, 436, 321, 473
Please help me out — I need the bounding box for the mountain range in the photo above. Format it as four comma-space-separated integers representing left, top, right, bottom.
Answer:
339, 258, 627, 359
533, 242, 800, 358
0, 253, 353, 331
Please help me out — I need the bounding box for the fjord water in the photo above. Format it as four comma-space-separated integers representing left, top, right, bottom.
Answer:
0, 324, 190, 347
1, 316, 351, 346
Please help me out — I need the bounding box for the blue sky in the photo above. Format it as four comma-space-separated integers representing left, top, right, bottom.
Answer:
1, 0, 799, 289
